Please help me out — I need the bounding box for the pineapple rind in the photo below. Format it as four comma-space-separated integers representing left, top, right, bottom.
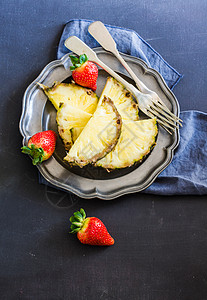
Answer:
57, 126, 73, 151
64, 96, 122, 167
98, 77, 138, 121
96, 118, 158, 170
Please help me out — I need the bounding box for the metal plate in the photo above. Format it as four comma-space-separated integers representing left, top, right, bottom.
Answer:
19, 48, 180, 200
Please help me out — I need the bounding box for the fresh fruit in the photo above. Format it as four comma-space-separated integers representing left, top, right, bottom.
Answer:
96, 118, 158, 170
56, 103, 92, 150
21, 130, 57, 165
38, 82, 98, 113
70, 54, 98, 91
38, 82, 98, 150
64, 96, 122, 167
99, 77, 138, 121
70, 208, 114, 246
70, 127, 85, 143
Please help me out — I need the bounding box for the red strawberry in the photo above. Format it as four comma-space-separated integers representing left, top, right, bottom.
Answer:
21, 130, 57, 165
70, 54, 98, 91
70, 208, 114, 246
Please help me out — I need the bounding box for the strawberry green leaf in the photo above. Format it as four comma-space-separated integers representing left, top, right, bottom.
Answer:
22, 144, 45, 165
69, 216, 76, 223
69, 53, 89, 70
79, 54, 88, 64
75, 63, 82, 68
70, 228, 80, 234
21, 146, 32, 154
69, 55, 79, 64
74, 211, 83, 219
69, 209, 88, 234
80, 208, 86, 219
70, 224, 78, 231
72, 222, 83, 227
32, 155, 42, 165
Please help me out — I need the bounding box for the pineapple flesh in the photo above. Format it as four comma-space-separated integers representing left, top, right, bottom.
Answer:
64, 96, 122, 167
39, 82, 98, 113
96, 118, 158, 170
39, 82, 99, 150
39, 79, 158, 171
98, 77, 138, 121
56, 103, 92, 150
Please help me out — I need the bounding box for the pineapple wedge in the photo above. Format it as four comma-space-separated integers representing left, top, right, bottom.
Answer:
38, 82, 99, 149
38, 82, 98, 113
64, 96, 122, 167
56, 103, 92, 150
98, 77, 138, 121
96, 118, 158, 170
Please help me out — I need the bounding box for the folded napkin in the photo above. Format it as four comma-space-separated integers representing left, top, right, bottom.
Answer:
40, 19, 207, 195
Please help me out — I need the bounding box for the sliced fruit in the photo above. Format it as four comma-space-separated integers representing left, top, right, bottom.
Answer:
64, 96, 122, 167
71, 127, 84, 143
96, 118, 158, 170
99, 77, 138, 121
38, 82, 98, 113
56, 103, 92, 150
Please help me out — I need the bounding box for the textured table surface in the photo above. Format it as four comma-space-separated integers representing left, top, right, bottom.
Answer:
0, 1, 207, 299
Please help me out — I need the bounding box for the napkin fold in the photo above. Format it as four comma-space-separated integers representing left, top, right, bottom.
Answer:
40, 19, 207, 195
57, 19, 182, 89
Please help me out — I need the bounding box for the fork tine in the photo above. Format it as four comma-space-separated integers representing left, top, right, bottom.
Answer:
147, 107, 179, 130
159, 124, 173, 135
155, 119, 175, 133
147, 111, 174, 134
147, 111, 175, 132
151, 103, 182, 127
155, 100, 183, 123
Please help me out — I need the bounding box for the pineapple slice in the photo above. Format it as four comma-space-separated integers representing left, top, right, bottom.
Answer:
64, 96, 122, 167
70, 127, 85, 143
38, 82, 98, 113
99, 77, 138, 121
38, 82, 99, 150
56, 103, 92, 150
96, 118, 158, 170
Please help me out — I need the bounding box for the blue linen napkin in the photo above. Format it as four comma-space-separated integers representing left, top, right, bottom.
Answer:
40, 19, 207, 195
57, 19, 182, 89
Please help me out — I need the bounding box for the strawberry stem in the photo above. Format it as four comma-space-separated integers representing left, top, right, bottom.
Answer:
21, 144, 45, 165
70, 208, 86, 233
69, 54, 88, 71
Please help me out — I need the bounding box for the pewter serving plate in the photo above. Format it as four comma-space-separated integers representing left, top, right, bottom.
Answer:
19, 48, 180, 200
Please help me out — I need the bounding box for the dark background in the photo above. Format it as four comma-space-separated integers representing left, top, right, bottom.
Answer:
1, 0, 207, 299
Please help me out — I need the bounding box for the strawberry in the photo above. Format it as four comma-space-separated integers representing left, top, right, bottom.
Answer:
70, 208, 114, 246
21, 130, 57, 165
70, 54, 98, 91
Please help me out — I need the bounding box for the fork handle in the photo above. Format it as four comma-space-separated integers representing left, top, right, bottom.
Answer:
94, 55, 139, 96
113, 49, 150, 93
88, 21, 150, 93
64, 35, 141, 101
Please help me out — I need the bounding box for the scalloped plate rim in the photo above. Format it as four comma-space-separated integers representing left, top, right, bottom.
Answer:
19, 48, 180, 200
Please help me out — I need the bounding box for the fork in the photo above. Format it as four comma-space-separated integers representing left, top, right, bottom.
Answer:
88, 21, 182, 133
64, 36, 181, 134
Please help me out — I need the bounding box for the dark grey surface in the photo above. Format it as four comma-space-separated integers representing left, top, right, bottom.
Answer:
0, 1, 207, 299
